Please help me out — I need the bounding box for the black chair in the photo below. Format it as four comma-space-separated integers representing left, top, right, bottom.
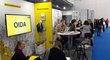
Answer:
72, 37, 89, 60
84, 33, 93, 46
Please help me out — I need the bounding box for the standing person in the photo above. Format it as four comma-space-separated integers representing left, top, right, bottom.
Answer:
81, 20, 93, 46
55, 19, 67, 33
11, 40, 32, 60
100, 18, 105, 32
96, 19, 99, 31
105, 18, 109, 28
97, 19, 102, 36
55, 19, 68, 49
77, 19, 82, 27
69, 19, 77, 31
94, 19, 97, 32
81, 20, 91, 37
88, 19, 94, 34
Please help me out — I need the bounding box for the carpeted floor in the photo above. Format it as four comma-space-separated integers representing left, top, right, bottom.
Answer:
92, 28, 110, 60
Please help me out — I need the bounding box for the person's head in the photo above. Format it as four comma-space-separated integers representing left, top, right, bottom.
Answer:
100, 18, 104, 22
60, 19, 66, 26
70, 19, 77, 26
78, 20, 82, 24
53, 40, 62, 50
37, 40, 44, 46
71, 19, 77, 24
84, 20, 89, 25
15, 40, 25, 51
101, 18, 104, 20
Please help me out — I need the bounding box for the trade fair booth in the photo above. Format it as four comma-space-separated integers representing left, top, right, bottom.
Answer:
0, 0, 96, 60
0, 0, 65, 60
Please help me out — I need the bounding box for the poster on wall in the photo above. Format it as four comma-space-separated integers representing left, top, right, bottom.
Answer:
5, 14, 31, 37
41, 13, 46, 21
52, 9, 62, 34
73, 11, 80, 20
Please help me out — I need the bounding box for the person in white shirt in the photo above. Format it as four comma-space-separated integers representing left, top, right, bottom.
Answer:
81, 20, 93, 46
81, 20, 91, 37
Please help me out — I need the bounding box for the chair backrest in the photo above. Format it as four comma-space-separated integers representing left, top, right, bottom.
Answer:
84, 33, 92, 38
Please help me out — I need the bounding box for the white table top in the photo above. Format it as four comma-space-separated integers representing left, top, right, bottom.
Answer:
75, 27, 81, 30
57, 31, 80, 35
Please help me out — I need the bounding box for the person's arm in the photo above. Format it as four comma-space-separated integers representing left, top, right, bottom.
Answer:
56, 25, 60, 32
12, 52, 26, 60
89, 25, 92, 29
80, 25, 83, 29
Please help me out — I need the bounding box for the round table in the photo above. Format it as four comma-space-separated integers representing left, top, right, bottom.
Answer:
57, 31, 80, 49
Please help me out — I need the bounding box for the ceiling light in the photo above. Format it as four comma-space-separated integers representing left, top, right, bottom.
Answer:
56, 5, 59, 7
63, 7, 66, 10
43, 0, 46, 2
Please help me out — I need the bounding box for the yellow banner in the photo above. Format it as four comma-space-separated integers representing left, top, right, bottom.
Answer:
34, 2, 53, 48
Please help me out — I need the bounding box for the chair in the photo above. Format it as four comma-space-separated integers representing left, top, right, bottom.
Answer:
84, 33, 93, 46
72, 37, 89, 60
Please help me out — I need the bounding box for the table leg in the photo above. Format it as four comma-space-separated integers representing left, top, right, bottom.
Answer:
68, 35, 71, 50
68, 35, 73, 50
67, 35, 73, 57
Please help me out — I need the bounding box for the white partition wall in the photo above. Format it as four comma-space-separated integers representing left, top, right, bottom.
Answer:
74, 0, 110, 25
62, 10, 86, 24
52, 9, 62, 30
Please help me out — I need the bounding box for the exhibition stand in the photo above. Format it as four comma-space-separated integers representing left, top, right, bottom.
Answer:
0, 0, 75, 60
0, 0, 57, 60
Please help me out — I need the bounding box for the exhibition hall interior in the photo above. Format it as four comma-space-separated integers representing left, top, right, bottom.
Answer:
0, 0, 110, 60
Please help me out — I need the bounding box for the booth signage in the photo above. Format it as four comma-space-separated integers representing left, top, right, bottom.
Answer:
5, 14, 31, 36
4, 3, 21, 8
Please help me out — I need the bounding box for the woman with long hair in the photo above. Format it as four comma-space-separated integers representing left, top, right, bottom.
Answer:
77, 20, 82, 27
81, 20, 93, 46
11, 40, 31, 60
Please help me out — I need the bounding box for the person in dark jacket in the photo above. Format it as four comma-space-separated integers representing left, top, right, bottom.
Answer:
11, 40, 31, 60
97, 19, 102, 36
77, 19, 82, 27
88, 19, 94, 34
69, 19, 77, 31
105, 18, 109, 28
100, 18, 105, 32
48, 40, 67, 60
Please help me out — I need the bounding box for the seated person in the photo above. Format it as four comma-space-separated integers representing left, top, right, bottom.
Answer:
42, 40, 67, 60
11, 40, 41, 60
36, 41, 45, 56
